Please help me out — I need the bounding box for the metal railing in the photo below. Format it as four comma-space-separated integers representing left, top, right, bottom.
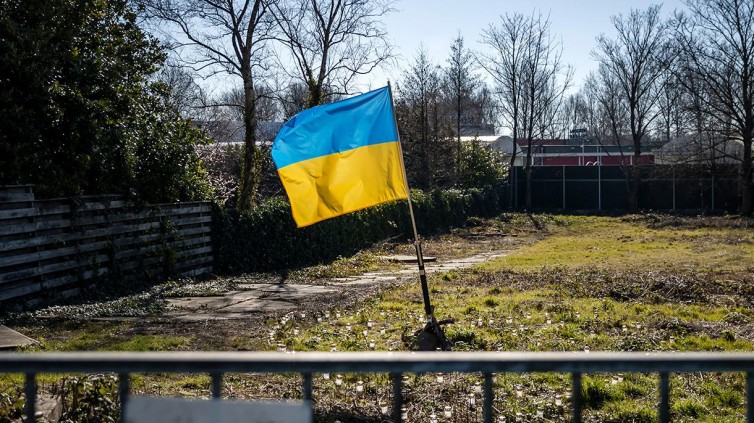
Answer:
3, 351, 754, 422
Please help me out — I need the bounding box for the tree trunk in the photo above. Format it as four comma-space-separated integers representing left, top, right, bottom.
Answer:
306, 78, 322, 109
237, 71, 261, 211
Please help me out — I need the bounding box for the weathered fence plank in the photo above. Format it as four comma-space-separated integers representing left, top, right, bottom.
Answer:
0, 186, 214, 303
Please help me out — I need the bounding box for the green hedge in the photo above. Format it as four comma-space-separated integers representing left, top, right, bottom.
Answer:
212, 188, 502, 273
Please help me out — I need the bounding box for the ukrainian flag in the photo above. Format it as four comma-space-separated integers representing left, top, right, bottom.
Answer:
271, 86, 409, 227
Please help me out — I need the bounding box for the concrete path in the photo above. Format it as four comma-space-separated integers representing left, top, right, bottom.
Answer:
166, 250, 508, 321
0, 324, 38, 349
165, 284, 339, 321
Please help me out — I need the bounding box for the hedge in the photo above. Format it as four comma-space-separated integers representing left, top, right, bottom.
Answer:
212, 188, 503, 273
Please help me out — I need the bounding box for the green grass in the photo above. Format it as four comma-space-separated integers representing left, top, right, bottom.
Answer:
481, 215, 754, 273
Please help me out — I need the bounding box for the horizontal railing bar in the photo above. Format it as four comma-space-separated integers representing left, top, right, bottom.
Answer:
4, 352, 754, 374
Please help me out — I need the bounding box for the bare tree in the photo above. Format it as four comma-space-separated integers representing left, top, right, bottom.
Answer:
396, 48, 453, 189
654, 69, 686, 144
270, 0, 394, 108
592, 4, 672, 211
444, 32, 480, 179
518, 14, 572, 209
558, 93, 590, 139
479, 13, 529, 171
474, 84, 498, 132
157, 61, 208, 121
140, 0, 277, 210
583, 68, 631, 149
480, 12, 571, 209
279, 81, 308, 119
674, 0, 754, 214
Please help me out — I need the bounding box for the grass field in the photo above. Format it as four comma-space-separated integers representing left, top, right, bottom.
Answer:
2, 213, 754, 422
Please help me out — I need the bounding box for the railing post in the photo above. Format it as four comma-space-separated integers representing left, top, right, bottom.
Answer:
659, 372, 670, 423
24, 372, 36, 423
746, 372, 754, 423
483, 373, 493, 423
211, 372, 223, 399
392, 373, 403, 423
572, 372, 581, 423
302, 373, 313, 401
119, 372, 130, 422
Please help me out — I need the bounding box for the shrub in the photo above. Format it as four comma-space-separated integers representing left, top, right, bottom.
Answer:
212, 187, 504, 273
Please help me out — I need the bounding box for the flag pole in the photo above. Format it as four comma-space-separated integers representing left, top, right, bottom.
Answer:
386, 81, 433, 318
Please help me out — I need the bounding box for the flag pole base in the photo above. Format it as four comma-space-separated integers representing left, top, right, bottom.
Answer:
405, 316, 454, 351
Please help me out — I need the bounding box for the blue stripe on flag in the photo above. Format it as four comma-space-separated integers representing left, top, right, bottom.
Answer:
271, 87, 398, 169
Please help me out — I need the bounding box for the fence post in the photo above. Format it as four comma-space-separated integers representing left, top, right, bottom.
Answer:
572, 372, 581, 423
672, 166, 676, 211
483, 373, 493, 423
119, 373, 130, 422
24, 373, 36, 423
659, 372, 670, 423
211, 372, 223, 399
746, 372, 754, 423
598, 162, 602, 210
392, 373, 403, 423
562, 166, 566, 209
302, 373, 313, 401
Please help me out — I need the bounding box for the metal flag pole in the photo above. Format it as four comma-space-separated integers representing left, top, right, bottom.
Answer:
386, 82, 451, 350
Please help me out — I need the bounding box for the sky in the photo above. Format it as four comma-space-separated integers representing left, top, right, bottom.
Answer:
366, 0, 686, 92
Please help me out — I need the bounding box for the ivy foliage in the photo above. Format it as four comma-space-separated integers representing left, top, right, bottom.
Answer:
0, 0, 210, 202
213, 188, 503, 273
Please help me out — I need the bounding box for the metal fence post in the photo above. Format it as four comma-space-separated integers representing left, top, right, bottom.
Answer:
24, 372, 36, 423
572, 372, 581, 423
211, 372, 223, 399
302, 373, 313, 401
563, 166, 566, 209
119, 372, 130, 422
598, 162, 602, 210
746, 372, 754, 423
392, 373, 403, 423
659, 372, 670, 423
483, 373, 493, 423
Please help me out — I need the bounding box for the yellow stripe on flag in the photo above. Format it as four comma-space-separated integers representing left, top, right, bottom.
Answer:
277, 141, 408, 227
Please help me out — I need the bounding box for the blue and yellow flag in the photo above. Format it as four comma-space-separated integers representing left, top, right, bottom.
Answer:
271, 86, 409, 227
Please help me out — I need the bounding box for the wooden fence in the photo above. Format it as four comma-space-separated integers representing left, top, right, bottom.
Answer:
0, 186, 213, 302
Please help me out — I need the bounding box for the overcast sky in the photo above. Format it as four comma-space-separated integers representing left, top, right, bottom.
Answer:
363, 0, 686, 92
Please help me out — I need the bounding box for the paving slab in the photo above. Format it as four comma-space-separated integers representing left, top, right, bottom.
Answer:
237, 284, 336, 294
168, 312, 252, 321
167, 296, 239, 311
382, 255, 437, 263
219, 299, 296, 312
341, 276, 399, 286
0, 325, 38, 349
